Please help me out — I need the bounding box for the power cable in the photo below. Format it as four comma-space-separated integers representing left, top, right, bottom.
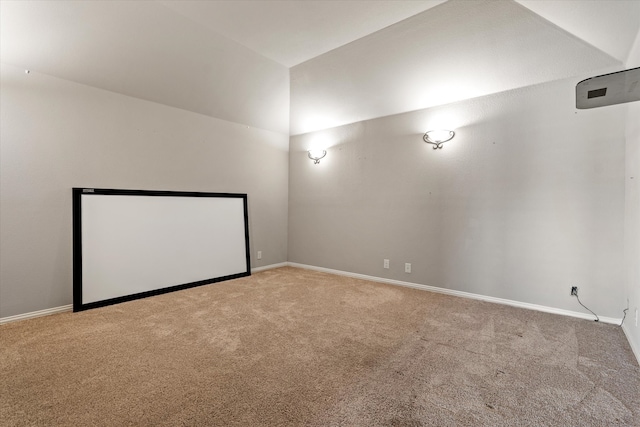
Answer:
573, 291, 599, 322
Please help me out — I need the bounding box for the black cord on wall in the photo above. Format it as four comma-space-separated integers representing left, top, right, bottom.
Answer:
620, 307, 628, 326
572, 290, 599, 322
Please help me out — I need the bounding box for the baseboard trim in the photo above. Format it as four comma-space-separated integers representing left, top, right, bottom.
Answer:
0, 305, 73, 325
287, 262, 622, 325
622, 323, 640, 366
252, 262, 288, 273
0, 263, 624, 331
1, 264, 288, 325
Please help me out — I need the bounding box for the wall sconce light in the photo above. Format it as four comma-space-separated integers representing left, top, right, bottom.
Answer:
423, 130, 455, 149
308, 149, 327, 164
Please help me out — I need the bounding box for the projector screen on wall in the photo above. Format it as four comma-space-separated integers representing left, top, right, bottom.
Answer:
72, 188, 250, 312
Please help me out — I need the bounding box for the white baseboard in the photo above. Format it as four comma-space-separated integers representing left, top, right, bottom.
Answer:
0, 304, 73, 325
0, 263, 625, 337
252, 262, 288, 273
622, 323, 640, 366
287, 262, 622, 325
1, 264, 288, 325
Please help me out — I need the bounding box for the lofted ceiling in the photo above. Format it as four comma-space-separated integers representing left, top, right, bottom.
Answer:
160, 0, 640, 68
290, 0, 640, 134
159, 0, 448, 68
1, 0, 639, 136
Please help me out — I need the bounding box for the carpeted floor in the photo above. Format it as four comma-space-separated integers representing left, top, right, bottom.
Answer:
1, 267, 638, 426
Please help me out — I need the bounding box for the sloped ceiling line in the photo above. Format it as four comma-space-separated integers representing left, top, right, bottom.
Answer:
1, 0, 638, 136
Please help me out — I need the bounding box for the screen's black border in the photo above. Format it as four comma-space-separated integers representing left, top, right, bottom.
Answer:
72, 188, 251, 312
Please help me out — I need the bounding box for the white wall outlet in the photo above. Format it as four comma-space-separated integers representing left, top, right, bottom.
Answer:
384, 259, 389, 269
635, 308, 638, 327
257, 251, 262, 260
405, 263, 411, 273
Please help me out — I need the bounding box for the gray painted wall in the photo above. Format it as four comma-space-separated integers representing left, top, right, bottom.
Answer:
289, 77, 626, 319
0, 64, 289, 318
624, 33, 640, 357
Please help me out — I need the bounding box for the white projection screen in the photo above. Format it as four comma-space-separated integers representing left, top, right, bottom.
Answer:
72, 188, 250, 311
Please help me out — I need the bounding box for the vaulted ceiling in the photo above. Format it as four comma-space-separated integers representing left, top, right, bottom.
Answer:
160, 0, 640, 67
2, 0, 639, 136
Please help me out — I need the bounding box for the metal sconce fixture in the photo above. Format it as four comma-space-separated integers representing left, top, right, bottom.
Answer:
423, 130, 455, 149
308, 149, 327, 164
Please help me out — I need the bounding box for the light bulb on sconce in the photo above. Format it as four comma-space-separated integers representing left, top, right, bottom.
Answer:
423, 129, 455, 150
308, 149, 327, 164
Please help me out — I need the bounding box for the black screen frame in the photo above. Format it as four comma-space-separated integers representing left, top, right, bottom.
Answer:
72, 188, 251, 312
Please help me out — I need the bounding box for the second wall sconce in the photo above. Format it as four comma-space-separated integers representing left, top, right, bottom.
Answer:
423, 129, 455, 150
308, 149, 327, 164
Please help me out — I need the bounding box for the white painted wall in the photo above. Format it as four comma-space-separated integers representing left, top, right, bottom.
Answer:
624, 31, 640, 359
289, 76, 626, 319
0, 64, 289, 318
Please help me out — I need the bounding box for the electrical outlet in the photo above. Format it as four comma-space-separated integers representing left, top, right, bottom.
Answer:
383, 259, 389, 269
405, 263, 411, 273
570, 286, 578, 296
636, 308, 638, 327
257, 251, 262, 260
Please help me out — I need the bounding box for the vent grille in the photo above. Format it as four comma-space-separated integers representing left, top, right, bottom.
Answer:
587, 88, 607, 99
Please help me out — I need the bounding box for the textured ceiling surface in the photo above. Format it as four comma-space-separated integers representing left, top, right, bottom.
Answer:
289, 0, 633, 134
1, 0, 639, 136
518, 0, 640, 63
158, 0, 640, 68
0, 0, 291, 134
159, 0, 447, 67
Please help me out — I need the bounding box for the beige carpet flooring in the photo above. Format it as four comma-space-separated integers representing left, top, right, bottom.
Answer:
1, 267, 639, 426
